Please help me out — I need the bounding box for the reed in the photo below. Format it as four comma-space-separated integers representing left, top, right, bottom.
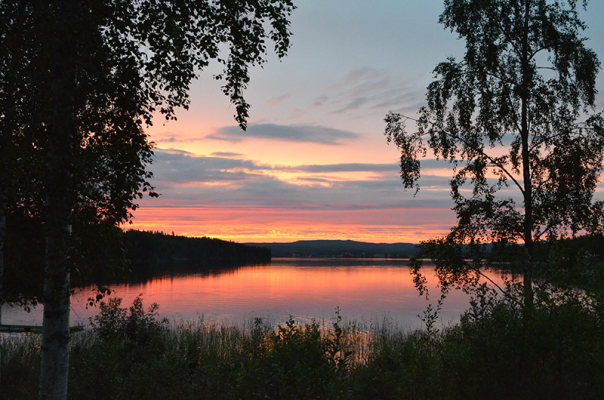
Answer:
2, 290, 603, 400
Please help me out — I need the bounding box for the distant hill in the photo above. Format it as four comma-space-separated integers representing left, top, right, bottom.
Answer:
244, 240, 419, 258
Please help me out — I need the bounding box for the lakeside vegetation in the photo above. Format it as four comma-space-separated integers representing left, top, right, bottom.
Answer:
2, 272, 603, 400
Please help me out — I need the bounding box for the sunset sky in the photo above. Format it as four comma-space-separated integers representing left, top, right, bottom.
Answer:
128, 0, 604, 244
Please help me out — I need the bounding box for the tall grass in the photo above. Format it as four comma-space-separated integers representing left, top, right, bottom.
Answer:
2, 289, 604, 400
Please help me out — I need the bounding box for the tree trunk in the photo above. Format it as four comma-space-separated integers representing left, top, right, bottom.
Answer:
39, 2, 77, 397
520, 0, 534, 309
38, 217, 71, 400
518, 0, 534, 392
38, 114, 74, 400
0, 212, 5, 385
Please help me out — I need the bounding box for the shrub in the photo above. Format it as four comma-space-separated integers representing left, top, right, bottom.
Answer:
89, 295, 168, 343
236, 315, 352, 399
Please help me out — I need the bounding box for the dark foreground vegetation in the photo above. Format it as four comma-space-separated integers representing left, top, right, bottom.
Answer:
3, 273, 604, 400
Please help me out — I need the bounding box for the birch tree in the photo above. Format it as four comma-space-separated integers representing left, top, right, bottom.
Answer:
385, 0, 604, 305
0, 1, 295, 399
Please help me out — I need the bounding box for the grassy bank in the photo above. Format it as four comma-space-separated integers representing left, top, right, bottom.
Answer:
2, 286, 604, 400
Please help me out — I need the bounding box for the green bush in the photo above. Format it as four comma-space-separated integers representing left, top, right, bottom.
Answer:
236, 315, 352, 399
89, 295, 168, 343
448, 282, 604, 400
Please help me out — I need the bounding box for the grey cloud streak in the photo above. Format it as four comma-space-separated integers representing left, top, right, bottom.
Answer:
151, 149, 271, 184
289, 159, 463, 174
206, 123, 360, 145
211, 151, 244, 157
323, 67, 426, 117
292, 163, 398, 173
151, 150, 456, 187
148, 149, 456, 210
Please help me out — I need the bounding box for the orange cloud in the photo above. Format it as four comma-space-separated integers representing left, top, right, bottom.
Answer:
125, 205, 456, 243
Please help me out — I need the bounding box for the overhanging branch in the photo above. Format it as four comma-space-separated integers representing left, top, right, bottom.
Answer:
398, 115, 525, 196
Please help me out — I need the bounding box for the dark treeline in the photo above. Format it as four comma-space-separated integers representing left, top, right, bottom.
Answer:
485, 234, 604, 275
118, 230, 271, 283
251, 236, 604, 261
533, 234, 604, 261
1, 214, 270, 303
124, 229, 270, 264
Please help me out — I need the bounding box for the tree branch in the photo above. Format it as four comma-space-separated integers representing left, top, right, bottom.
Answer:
402, 115, 525, 196
533, 224, 553, 241
467, 261, 524, 308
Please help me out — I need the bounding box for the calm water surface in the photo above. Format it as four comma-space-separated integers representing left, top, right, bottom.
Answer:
2, 258, 508, 330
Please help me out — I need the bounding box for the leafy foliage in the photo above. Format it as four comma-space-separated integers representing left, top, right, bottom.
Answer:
0, 0, 296, 239
385, 0, 604, 303
0, 2, 295, 396
386, 0, 604, 244
237, 314, 352, 399
90, 295, 168, 343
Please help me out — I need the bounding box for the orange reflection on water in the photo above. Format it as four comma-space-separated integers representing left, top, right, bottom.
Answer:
74, 260, 509, 328
2, 259, 510, 330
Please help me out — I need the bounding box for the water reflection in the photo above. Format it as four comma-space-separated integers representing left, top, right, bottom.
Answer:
2, 258, 509, 330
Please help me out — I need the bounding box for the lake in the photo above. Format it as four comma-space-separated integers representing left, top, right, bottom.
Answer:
2, 258, 508, 330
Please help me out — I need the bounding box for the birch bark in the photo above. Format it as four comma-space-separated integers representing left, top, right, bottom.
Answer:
38, 2, 77, 396
0, 213, 4, 385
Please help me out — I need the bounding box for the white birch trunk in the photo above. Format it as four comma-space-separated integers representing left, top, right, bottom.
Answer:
39, 3, 77, 393
39, 222, 71, 400
0, 212, 5, 386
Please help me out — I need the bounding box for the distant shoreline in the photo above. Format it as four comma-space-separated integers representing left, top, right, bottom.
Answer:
244, 239, 419, 259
